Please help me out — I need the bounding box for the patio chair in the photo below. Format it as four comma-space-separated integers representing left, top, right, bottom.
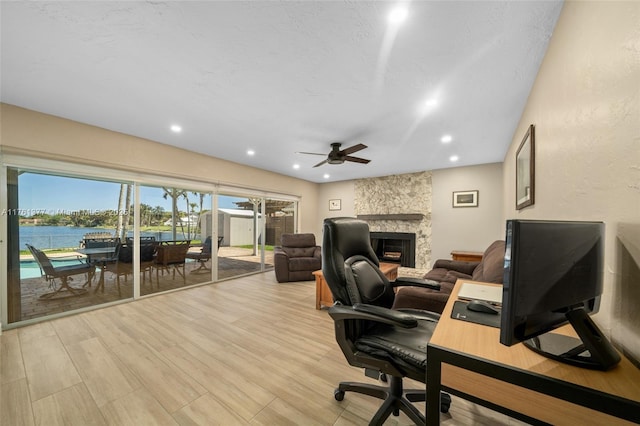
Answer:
106, 239, 156, 293
26, 244, 95, 299
186, 236, 212, 273
154, 240, 190, 286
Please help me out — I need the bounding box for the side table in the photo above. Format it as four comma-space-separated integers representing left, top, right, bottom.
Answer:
450, 250, 483, 262
313, 262, 399, 309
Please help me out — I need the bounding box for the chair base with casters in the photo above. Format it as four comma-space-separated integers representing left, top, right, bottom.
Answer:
334, 373, 451, 425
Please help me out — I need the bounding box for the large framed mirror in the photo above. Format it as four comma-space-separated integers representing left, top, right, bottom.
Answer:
516, 124, 535, 210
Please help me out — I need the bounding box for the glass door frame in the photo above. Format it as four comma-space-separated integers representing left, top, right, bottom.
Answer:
0, 154, 299, 329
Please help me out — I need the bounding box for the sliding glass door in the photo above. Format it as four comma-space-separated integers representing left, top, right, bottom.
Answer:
6, 169, 134, 324
138, 185, 212, 295
215, 194, 297, 280
3, 162, 297, 327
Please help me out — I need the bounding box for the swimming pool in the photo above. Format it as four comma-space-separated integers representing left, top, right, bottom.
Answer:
20, 258, 88, 279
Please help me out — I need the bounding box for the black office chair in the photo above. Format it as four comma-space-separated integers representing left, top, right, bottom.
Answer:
322, 217, 451, 425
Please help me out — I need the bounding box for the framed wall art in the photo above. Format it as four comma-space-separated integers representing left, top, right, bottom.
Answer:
516, 124, 535, 210
452, 190, 479, 208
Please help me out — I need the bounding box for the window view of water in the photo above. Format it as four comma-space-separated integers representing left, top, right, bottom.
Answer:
19, 226, 193, 250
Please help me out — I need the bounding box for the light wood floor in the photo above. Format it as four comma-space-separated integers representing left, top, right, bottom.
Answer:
1, 272, 529, 425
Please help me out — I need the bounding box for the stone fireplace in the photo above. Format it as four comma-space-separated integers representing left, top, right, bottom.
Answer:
354, 171, 432, 271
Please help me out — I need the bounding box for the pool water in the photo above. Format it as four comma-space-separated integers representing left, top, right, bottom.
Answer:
20, 258, 88, 280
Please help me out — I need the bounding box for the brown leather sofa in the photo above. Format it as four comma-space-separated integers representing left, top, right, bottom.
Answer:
391, 240, 505, 313
274, 233, 322, 283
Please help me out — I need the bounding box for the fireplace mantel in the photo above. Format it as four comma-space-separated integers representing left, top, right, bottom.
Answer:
357, 213, 424, 221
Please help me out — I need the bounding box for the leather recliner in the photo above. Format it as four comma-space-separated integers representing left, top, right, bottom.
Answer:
273, 233, 321, 282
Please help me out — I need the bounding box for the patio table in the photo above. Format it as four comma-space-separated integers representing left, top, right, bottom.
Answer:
76, 247, 116, 293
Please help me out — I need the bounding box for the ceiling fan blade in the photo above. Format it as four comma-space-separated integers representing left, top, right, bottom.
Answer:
296, 151, 326, 156
313, 159, 328, 168
344, 156, 370, 164
341, 143, 367, 155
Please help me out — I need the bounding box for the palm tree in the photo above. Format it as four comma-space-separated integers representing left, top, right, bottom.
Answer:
162, 187, 186, 240
192, 191, 207, 237
140, 203, 152, 227
115, 184, 132, 240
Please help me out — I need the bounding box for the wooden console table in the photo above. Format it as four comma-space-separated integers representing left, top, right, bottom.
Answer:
450, 250, 483, 262
313, 262, 399, 310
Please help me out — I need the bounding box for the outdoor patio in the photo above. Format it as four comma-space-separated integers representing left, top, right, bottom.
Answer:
17, 247, 274, 322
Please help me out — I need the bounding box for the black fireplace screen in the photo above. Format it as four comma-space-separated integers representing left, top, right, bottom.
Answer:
370, 232, 416, 268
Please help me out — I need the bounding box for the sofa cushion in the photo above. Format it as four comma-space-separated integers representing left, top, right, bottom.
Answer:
472, 240, 506, 283
424, 268, 473, 284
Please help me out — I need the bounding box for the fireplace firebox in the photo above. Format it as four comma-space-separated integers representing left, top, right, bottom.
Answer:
370, 232, 416, 268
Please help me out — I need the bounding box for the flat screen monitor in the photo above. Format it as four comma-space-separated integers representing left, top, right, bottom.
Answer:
500, 219, 620, 370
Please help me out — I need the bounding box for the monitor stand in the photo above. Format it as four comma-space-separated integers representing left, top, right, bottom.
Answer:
524, 307, 621, 371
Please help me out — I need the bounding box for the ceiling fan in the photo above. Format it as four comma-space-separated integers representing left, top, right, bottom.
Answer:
298, 142, 371, 168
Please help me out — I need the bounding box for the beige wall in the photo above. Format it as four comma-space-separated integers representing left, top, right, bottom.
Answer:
431, 163, 504, 262
502, 1, 640, 361
317, 180, 356, 235
0, 104, 321, 234
320, 164, 504, 267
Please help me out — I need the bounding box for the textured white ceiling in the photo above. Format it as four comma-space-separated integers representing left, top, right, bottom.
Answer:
1, 1, 563, 183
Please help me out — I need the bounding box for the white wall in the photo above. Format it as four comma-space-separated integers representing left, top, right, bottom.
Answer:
431, 163, 504, 262
501, 1, 640, 361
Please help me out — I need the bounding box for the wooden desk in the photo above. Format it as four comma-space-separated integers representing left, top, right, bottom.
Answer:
426, 280, 640, 425
313, 262, 399, 309
450, 250, 483, 262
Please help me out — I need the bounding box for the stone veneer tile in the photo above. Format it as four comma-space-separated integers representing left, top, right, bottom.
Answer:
355, 171, 432, 270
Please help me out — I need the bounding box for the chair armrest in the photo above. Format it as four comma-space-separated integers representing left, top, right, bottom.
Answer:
392, 277, 441, 290
328, 304, 418, 328
273, 246, 289, 258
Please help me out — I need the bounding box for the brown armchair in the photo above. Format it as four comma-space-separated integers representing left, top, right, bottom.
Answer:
392, 240, 505, 313
274, 233, 321, 283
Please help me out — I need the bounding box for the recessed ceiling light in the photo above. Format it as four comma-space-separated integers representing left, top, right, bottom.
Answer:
323, 174, 330, 179
293, 164, 300, 169
419, 98, 438, 115
449, 155, 459, 162
388, 6, 408, 25
170, 124, 182, 133
247, 149, 255, 156
441, 135, 453, 143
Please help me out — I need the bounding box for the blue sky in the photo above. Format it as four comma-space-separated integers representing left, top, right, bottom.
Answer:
18, 173, 243, 215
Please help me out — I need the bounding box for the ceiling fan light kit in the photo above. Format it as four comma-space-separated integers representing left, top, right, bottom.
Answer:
300, 142, 371, 168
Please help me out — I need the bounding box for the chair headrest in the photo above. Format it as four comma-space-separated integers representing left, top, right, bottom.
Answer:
321, 218, 379, 305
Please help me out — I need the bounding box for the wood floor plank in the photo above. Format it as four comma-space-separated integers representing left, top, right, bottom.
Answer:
1, 378, 35, 426
5, 271, 530, 425
19, 332, 82, 402
31, 383, 106, 426
50, 314, 98, 347
100, 388, 177, 426
159, 342, 276, 421
1, 329, 26, 384
65, 337, 141, 407
249, 396, 329, 426
171, 393, 249, 426
109, 340, 206, 413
